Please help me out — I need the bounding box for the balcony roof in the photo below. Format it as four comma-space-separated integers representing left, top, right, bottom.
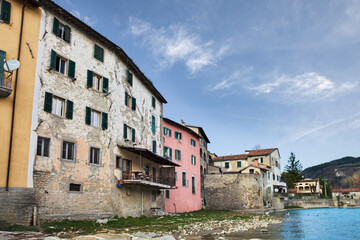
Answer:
122, 180, 174, 189
119, 146, 180, 167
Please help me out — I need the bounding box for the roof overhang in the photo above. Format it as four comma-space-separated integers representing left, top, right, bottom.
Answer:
122, 180, 174, 189
118, 146, 180, 167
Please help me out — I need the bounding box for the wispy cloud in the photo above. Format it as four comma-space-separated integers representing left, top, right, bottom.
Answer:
335, 0, 360, 37
128, 17, 229, 73
71, 9, 97, 26
209, 67, 253, 91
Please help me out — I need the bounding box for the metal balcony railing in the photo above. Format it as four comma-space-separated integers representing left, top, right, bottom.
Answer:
122, 170, 176, 187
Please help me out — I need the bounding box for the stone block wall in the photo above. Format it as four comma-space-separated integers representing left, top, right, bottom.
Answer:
0, 187, 35, 225
204, 173, 264, 210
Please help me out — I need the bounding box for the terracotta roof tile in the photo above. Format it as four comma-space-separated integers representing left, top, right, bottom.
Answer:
245, 148, 278, 156
213, 154, 248, 161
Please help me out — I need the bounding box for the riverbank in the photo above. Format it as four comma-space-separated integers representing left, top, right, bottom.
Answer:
0, 210, 283, 240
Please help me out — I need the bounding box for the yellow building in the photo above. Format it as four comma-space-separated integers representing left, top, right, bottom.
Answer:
0, 0, 41, 225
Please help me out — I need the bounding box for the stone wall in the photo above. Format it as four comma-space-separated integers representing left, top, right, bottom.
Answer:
0, 187, 35, 225
204, 173, 264, 210
285, 199, 335, 208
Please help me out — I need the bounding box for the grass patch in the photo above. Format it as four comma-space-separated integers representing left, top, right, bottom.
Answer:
285, 206, 303, 209
41, 219, 101, 234
0, 224, 40, 232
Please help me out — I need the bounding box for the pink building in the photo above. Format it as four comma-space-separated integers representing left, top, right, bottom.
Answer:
163, 118, 202, 213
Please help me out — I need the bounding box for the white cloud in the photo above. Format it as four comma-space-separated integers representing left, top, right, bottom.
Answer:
210, 67, 253, 91
128, 17, 229, 73
71, 9, 97, 27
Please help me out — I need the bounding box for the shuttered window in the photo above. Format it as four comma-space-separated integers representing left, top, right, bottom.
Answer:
132, 128, 136, 142
0, 0, 11, 24
152, 115, 155, 133
131, 97, 136, 111
44, 92, 73, 119
127, 69, 133, 86
152, 96, 156, 108
102, 77, 108, 93
101, 112, 108, 130
123, 123, 128, 139
237, 161, 242, 168
68, 60, 75, 79
94, 44, 104, 62
85, 106, 91, 125
44, 92, 53, 113
65, 100, 73, 119
152, 140, 156, 154
52, 17, 71, 42
50, 49, 75, 78
225, 162, 229, 169
0, 50, 5, 86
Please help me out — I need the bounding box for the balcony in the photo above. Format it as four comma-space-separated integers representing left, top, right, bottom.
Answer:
0, 70, 12, 97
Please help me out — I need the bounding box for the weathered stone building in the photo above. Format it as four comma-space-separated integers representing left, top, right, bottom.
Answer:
32, 0, 177, 222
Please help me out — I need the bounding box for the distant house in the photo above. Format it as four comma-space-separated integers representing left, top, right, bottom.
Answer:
332, 188, 360, 199
294, 179, 321, 195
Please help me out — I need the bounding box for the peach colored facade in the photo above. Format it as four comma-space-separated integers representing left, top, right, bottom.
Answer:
163, 118, 201, 213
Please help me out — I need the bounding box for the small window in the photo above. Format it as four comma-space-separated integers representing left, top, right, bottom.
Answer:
89, 147, 100, 165
123, 124, 133, 140
127, 69, 133, 86
125, 92, 136, 111
225, 162, 229, 169
152, 96, 156, 108
164, 146, 172, 160
51, 96, 65, 117
61, 140, 75, 161
250, 169, 254, 174
268, 172, 270, 179
92, 73, 102, 91
94, 44, 104, 62
175, 131, 182, 140
69, 183, 81, 192
191, 138, 196, 147
260, 157, 263, 163
37, 137, 50, 157
191, 155, 196, 165
86, 70, 108, 93
164, 127, 172, 137
151, 115, 156, 133
0, 0, 11, 24
273, 173, 275, 180
182, 171, 187, 187
152, 190, 156, 202
115, 156, 122, 169
165, 189, 170, 200
175, 149, 181, 161
237, 161, 241, 168
152, 140, 156, 154
52, 17, 70, 42
90, 109, 101, 127
192, 176, 195, 194
56, 55, 67, 74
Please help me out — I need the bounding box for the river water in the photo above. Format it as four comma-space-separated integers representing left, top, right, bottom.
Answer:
200, 208, 360, 240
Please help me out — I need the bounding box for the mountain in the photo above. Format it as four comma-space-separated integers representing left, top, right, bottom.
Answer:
302, 156, 360, 189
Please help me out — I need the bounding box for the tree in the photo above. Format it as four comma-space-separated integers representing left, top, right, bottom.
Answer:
281, 152, 303, 189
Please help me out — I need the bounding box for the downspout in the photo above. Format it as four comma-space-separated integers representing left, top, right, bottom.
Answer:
6, 0, 27, 191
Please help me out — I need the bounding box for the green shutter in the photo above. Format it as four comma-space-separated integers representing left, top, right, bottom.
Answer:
225, 162, 229, 169
169, 129, 172, 137
127, 69, 133, 86
237, 161, 241, 168
64, 25, 71, 42
87, 70, 93, 88
152, 115, 155, 133
152, 96, 155, 108
50, 49, 57, 69
102, 112, 108, 130
94, 44, 104, 62
1, 0, 11, 24
132, 97, 136, 111
152, 141, 156, 153
66, 100, 73, 119
169, 148, 172, 160
125, 92, 128, 106
52, 17, 59, 34
0, 50, 5, 86
85, 107, 91, 125
123, 124, 127, 139
132, 128, 135, 142
68, 60, 75, 78
102, 77, 108, 93
44, 92, 53, 113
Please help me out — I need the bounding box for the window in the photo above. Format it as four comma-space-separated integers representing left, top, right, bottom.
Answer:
152, 115, 156, 133
273, 173, 275, 180
94, 44, 104, 62
191, 138, 196, 147
250, 169, 254, 174
123, 124, 136, 142
175, 149, 181, 161
164, 127, 172, 137
182, 171, 187, 187
152, 190, 156, 202
0, 0, 11, 24
44, 92, 73, 119
152, 96, 156, 108
52, 17, 70, 42
152, 140, 156, 154
127, 69, 133, 86
51, 96, 65, 116
37, 137, 50, 157
86, 70, 108, 93
260, 157, 263, 163
115, 156, 122, 169
268, 172, 270, 179
69, 183, 81, 192
237, 161, 242, 168
125, 92, 136, 111
0, 50, 5, 87
85, 107, 108, 130
175, 131, 182, 140
50, 50, 75, 78
225, 162, 229, 169
192, 176, 196, 194
191, 155, 196, 165
61, 140, 75, 161
164, 146, 172, 160
89, 147, 100, 165
165, 189, 170, 200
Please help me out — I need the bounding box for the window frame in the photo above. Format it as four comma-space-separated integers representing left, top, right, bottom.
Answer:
182, 171, 187, 187
175, 131, 182, 140
115, 155, 122, 169
61, 140, 76, 162
37, 136, 50, 157
68, 182, 82, 193
165, 189, 170, 200
89, 146, 101, 165
191, 155, 196, 165
164, 146, 172, 160
192, 175, 196, 194
175, 149, 181, 161
90, 109, 101, 128
164, 127, 172, 137
51, 95, 65, 117
191, 138, 196, 147
237, 161, 242, 168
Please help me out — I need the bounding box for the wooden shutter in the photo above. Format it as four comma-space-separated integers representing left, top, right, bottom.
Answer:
0, 50, 5, 86
102, 112, 108, 130
94, 44, 104, 62
102, 77, 108, 93
132, 128, 136, 142
152, 96, 155, 108
85, 107, 91, 125
169, 129, 172, 137
169, 148, 172, 160
44, 92, 53, 113
87, 70, 93, 88
123, 124, 127, 139
50, 49, 57, 69
131, 97, 136, 111
152, 141, 156, 153
1, 0, 11, 24
127, 69, 133, 86
68, 60, 75, 78
64, 25, 71, 42
66, 100, 73, 119
152, 115, 155, 133
52, 17, 59, 34
125, 92, 128, 106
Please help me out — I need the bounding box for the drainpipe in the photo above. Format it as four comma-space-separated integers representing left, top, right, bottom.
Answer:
6, 0, 27, 191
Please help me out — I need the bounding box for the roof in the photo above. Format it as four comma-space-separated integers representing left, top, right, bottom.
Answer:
245, 148, 279, 157
163, 118, 201, 139
185, 125, 210, 143
213, 154, 248, 162
332, 188, 360, 193
118, 146, 180, 167
38, 0, 167, 103
239, 164, 269, 172
298, 179, 320, 183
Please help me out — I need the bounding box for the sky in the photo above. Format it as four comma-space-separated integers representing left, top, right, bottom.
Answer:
54, 0, 360, 169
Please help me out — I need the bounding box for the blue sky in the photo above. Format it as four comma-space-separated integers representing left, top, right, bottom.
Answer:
55, 0, 360, 169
